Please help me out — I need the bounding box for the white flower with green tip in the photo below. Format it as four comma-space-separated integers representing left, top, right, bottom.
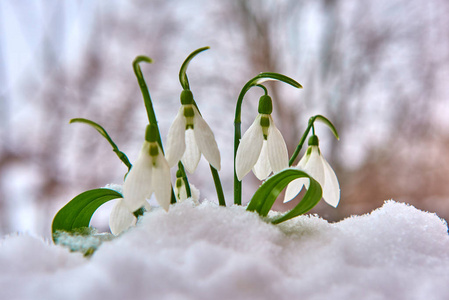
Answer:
109, 125, 172, 235
166, 90, 221, 173
174, 170, 200, 205
235, 95, 289, 181
284, 135, 340, 207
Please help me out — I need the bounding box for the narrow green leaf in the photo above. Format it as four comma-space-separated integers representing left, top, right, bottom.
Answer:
70, 118, 132, 170
237, 73, 303, 113
246, 169, 322, 224
313, 115, 339, 140
252, 72, 303, 89
179, 46, 210, 90
70, 118, 111, 142
52, 188, 123, 240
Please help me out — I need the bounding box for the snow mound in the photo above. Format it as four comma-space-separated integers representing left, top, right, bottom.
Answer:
1, 200, 449, 300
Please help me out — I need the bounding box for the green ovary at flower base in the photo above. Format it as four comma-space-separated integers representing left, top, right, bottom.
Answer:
109, 124, 172, 235
284, 135, 340, 207
165, 89, 221, 173
235, 94, 289, 181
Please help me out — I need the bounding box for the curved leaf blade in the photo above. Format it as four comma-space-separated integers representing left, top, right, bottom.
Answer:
313, 115, 339, 140
238, 73, 303, 112
70, 118, 132, 170
246, 169, 323, 224
253, 72, 303, 89
52, 188, 123, 239
179, 46, 210, 90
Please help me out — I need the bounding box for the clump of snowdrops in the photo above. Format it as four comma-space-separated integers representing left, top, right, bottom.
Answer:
52, 47, 340, 255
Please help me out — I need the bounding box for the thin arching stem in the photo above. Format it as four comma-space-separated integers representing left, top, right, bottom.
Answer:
177, 161, 192, 198
288, 115, 339, 166
178, 47, 226, 206
289, 118, 315, 166
133, 56, 164, 153
234, 73, 302, 205
133, 56, 176, 204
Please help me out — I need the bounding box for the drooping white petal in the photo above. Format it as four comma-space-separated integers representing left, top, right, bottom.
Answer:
122, 142, 153, 212
235, 115, 264, 180
151, 147, 172, 212
182, 129, 201, 173
303, 146, 325, 189
109, 199, 137, 235
296, 151, 310, 169
165, 107, 187, 167
284, 177, 309, 203
267, 117, 289, 173
284, 150, 312, 203
193, 108, 221, 171
321, 155, 340, 207
253, 140, 272, 180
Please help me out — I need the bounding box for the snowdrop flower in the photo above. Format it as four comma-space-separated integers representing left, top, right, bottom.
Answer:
166, 90, 221, 173
174, 170, 200, 205
235, 95, 288, 181
109, 124, 172, 235
174, 170, 188, 202
284, 135, 340, 207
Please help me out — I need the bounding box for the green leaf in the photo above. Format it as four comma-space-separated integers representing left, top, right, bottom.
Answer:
237, 73, 303, 112
133, 55, 153, 80
52, 188, 123, 240
70, 118, 132, 170
246, 169, 322, 224
252, 72, 303, 89
179, 46, 210, 90
313, 115, 339, 140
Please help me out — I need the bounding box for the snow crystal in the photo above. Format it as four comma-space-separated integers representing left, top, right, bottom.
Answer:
1, 200, 449, 300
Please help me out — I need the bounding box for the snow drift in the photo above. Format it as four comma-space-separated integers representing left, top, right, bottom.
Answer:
1, 200, 449, 300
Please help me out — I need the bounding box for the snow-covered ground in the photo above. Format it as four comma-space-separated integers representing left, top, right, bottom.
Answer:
1, 200, 449, 300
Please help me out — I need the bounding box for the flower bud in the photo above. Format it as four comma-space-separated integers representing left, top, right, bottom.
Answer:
180, 89, 194, 105
258, 95, 273, 114
145, 124, 159, 143
308, 135, 319, 146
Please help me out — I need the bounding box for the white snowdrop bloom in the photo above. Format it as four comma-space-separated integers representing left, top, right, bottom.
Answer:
166, 90, 221, 173
174, 171, 200, 205
109, 125, 172, 235
109, 199, 137, 236
235, 95, 288, 181
109, 199, 152, 236
284, 135, 340, 207
174, 170, 188, 202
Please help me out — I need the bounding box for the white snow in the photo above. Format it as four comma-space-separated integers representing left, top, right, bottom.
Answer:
1, 200, 449, 300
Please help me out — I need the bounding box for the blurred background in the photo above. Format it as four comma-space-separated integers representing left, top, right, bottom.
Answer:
1, 0, 449, 238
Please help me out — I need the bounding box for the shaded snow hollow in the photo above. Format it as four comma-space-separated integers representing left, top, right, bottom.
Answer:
1, 200, 449, 300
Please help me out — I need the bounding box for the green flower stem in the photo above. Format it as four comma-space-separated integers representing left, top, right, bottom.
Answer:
69, 118, 132, 171
133, 56, 164, 152
288, 119, 314, 166
234, 73, 303, 205
133, 56, 177, 204
256, 84, 268, 95
210, 165, 226, 206
289, 114, 339, 166
178, 47, 226, 205
177, 161, 192, 198
179, 47, 210, 90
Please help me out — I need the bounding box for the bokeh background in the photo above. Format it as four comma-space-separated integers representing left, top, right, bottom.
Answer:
1, 0, 448, 238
